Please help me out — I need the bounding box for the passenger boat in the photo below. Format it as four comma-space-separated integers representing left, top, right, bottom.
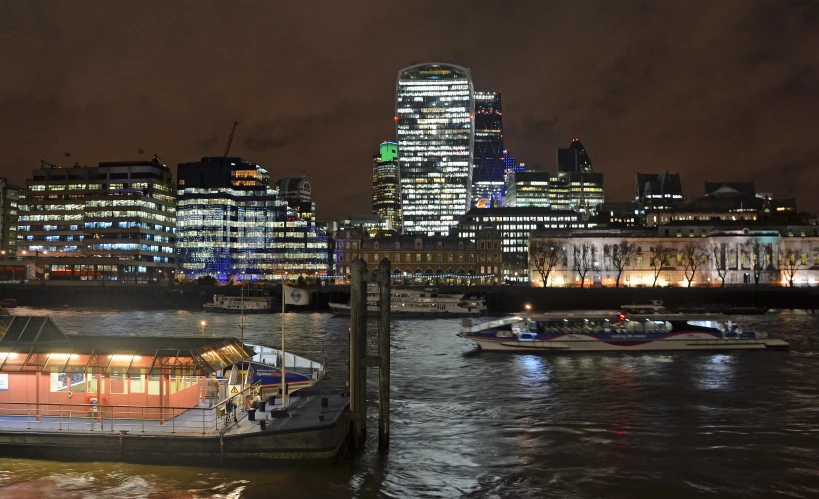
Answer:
459, 311, 789, 352
329, 286, 486, 318
204, 294, 272, 313
222, 345, 326, 397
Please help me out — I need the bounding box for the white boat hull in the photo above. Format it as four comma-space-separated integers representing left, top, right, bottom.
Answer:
463, 334, 789, 352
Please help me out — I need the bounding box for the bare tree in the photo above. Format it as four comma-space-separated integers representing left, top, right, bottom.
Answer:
711, 243, 728, 288
741, 240, 766, 286
782, 249, 802, 287
650, 243, 674, 287
572, 243, 593, 288
530, 240, 565, 287
681, 241, 708, 287
604, 240, 638, 287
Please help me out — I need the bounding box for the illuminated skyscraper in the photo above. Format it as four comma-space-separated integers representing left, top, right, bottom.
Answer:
372, 141, 402, 231
472, 91, 505, 208
396, 63, 474, 236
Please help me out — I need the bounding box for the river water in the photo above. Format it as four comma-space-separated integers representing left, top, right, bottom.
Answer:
1, 308, 818, 498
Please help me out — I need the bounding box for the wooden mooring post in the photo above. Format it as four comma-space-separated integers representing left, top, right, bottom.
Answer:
348, 257, 391, 452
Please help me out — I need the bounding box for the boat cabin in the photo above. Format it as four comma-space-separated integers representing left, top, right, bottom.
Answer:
0, 316, 253, 421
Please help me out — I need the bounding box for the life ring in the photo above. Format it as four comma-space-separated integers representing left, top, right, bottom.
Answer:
67, 391, 73, 399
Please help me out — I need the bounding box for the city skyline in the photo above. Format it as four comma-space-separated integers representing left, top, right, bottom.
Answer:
1, 1, 817, 217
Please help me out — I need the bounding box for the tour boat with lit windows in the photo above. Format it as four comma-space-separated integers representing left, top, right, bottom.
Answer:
459, 311, 789, 352
203, 294, 272, 313
329, 286, 486, 318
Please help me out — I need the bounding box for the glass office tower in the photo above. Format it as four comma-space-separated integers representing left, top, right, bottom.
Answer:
396, 63, 474, 236
472, 91, 505, 208
372, 141, 402, 231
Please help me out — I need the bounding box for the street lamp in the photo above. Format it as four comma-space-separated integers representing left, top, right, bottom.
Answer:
200, 320, 207, 337
524, 303, 532, 311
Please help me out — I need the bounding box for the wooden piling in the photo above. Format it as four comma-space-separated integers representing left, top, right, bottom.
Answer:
348, 258, 367, 448
378, 258, 391, 452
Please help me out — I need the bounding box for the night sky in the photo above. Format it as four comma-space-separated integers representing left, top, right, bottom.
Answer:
1, 1, 817, 216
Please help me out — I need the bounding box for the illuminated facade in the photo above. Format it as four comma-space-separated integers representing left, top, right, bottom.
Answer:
472, 91, 505, 208
529, 223, 819, 288
455, 207, 589, 283
0, 178, 19, 255
372, 141, 401, 230
506, 171, 551, 208
16, 159, 176, 281
176, 157, 328, 281
554, 139, 604, 214
396, 63, 474, 236
333, 227, 502, 285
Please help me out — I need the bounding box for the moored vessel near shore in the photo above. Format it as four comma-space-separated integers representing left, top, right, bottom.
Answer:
459, 311, 788, 352
329, 286, 486, 318
204, 294, 272, 313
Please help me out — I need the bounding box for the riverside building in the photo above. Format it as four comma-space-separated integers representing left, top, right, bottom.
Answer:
333, 227, 501, 285
528, 221, 819, 288
16, 159, 176, 281
455, 207, 590, 284
176, 157, 329, 282
396, 63, 474, 236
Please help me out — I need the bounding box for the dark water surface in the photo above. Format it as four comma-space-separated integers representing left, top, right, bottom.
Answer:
1, 308, 818, 498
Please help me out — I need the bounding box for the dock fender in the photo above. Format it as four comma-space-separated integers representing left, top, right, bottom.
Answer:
220, 433, 225, 463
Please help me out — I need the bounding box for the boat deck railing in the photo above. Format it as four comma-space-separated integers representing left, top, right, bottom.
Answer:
0, 383, 261, 436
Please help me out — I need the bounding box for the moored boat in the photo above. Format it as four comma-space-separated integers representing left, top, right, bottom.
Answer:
459, 311, 788, 352
204, 294, 272, 313
329, 286, 486, 318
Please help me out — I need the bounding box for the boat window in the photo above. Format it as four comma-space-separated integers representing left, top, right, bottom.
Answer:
626, 321, 644, 333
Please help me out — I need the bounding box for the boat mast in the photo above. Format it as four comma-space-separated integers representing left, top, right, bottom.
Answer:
240, 285, 245, 392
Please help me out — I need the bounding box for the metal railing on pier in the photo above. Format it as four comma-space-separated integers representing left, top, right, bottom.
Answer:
0, 383, 261, 436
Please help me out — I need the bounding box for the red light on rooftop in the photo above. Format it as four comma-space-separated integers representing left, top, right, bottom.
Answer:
572, 138, 579, 142
394, 116, 399, 120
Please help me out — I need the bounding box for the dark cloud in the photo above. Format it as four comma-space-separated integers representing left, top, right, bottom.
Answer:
0, 0, 817, 216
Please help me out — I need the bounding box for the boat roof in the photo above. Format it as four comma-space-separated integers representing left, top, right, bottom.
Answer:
0, 315, 254, 376
525, 313, 730, 321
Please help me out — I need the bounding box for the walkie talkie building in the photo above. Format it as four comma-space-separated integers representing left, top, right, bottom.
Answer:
396, 63, 474, 236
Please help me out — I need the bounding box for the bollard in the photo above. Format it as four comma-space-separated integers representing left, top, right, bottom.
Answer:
321, 397, 328, 408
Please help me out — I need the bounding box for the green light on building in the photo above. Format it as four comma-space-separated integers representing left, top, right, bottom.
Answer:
380, 142, 398, 162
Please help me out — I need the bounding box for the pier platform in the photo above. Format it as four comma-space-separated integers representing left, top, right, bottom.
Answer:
0, 394, 351, 466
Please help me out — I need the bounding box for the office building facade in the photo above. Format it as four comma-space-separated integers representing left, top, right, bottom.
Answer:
0, 178, 19, 256
554, 139, 604, 213
456, 207, 590, 283
176, 157, 328, 281
472, 91, 505, 208
275, 176, 316, 222
396, 63, 474, 236
16, 159, 176, 281
505, 171, 551, 208
372, 141, 402, 230
334, 227, 502, 285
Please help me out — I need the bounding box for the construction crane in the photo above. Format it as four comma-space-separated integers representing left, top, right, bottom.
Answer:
223, 121, 239, 157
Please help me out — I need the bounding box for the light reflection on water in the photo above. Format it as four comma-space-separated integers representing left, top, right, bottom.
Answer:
0, 308, 818, 498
